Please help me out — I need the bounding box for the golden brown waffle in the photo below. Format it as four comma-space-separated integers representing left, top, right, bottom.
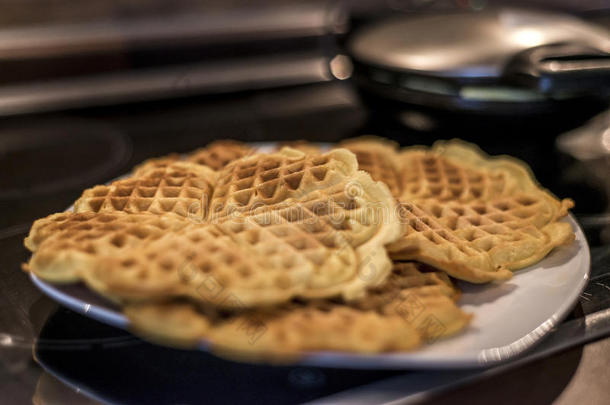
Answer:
124, 262, 471, 359
187, 140, 253, 170
26, 147, 404, 308
336, 137, 574, 282
388, 203, 513, 282
82, 211, 358, 306
78, 167, 403, 306
399, 140, 574, 211
432, 139, 551, 195
258, 170, 400, 248
399, 147, 513, 203
74, 162, 216, 219
392, 141, 574, 276
339, 137, 403, 198
24, 211, 190, 283
208, 147, 358, 219
209, 149, 406, 298
417, 193, 574, 270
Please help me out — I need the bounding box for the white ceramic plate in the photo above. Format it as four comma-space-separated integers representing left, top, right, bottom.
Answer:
28, 142, 590, 369
30, 215, 589, 369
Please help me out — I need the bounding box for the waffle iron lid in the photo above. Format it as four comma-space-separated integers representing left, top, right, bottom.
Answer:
348, 8, 610, 82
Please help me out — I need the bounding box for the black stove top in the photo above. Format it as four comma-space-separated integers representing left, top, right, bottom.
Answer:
1, 80, 610, 405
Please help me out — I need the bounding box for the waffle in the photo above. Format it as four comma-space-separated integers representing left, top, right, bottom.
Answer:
399, 147, 514, 203
74, 161, 216, 219
337, 137, 516, 204
228, 169, 406, 295
394, 141, 573, 274
432, 139, 550, 195
82, 212, 357, 306
339, 137, 403, 198
124, 262, 471, 359
335, 137, 574, 282
81, 167, 403, 306
26, 147, 403, 308
208, 147, 358, 219
24, 211, 190, 283
399, 140, 573, 211
210, 148, 406, 295
388, 203, 513, 282
417, 193, 574, 270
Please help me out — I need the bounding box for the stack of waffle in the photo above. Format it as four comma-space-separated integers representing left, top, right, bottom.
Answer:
23, 137, 574, 361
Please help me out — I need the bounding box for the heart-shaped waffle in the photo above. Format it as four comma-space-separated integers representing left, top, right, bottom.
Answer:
26, 147, 404, 308
341, 137, 574, 282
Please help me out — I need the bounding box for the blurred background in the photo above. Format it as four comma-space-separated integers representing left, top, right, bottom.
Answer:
0, 0, 606, 116
1, 1, 610, 404
1, 0, 608, 240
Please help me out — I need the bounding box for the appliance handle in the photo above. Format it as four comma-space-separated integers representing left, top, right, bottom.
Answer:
507, 42, 610, 95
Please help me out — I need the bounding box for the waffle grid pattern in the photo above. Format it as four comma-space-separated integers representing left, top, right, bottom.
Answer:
341, 141, 403, 198
401, 151, 509, 203
88, 223, 315, 306
75, 162, 215, 219
209, 152, 337, 219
